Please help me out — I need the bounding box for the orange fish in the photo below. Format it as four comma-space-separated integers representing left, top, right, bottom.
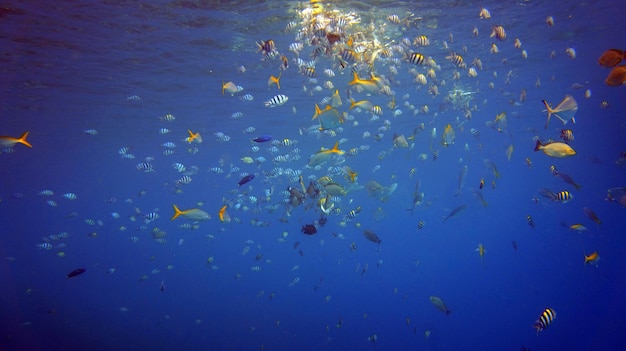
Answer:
0, 131, 32, 149
584, 251, 599, 266
598, 49, 625, 68
605, 65, 626, 87
218, 205, 231, 223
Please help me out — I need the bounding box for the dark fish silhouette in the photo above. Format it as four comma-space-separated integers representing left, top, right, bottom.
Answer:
238, 174, 255, 187
66, 268, 86, 279
301, 224, 317, 235
253, 135, 273, 143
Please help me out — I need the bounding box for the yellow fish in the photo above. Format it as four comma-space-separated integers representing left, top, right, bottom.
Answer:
185, 130, 202, 144
308, 141, 344, 167
221, 81, 239, 95
218, 205, 231, 223
393, 133, 409, 148
0, 131, 32, 149
441, 124, 455, 146
584, 251, 599, 266
267, 72, 281, 90
171, 204, 211, 221
534, 140, 576, 158
348, 72, 381, 94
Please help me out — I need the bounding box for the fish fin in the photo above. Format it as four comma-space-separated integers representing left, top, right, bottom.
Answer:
534, 140, 542, 152
348, 71, 359, 85
312, 104, 321, 120
542, 100, 552, 128
171, 204, 182, 220
18, 131, 32, 148
221, 81, 225, 95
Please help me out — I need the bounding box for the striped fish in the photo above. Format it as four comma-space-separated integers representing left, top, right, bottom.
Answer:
533, 308, 556, 334
555, 191, 573, 202
407, 52, 425, 65
490, 25, 506, 40
264, 94, 288, 107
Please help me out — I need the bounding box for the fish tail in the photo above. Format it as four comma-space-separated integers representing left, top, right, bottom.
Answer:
171, 204, 182, 221
348, 71, 359, 86
542, 100, 552, 128
18, 131, 32, 148
534, 140, 543, 152
331, 141, 340, 152
221, 81, 225, 95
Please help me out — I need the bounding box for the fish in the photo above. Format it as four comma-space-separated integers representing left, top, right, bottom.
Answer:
267, 71, 281, 89
238, 174, 255, 187
471, 189, 488, 207
527, 215, 535, 229
455, 165, 468, 196
476, 243, 486, 262
598, 49, 625, 68
312, 104, 344, 130
542, 95, 578, 128
479, 178, 485, 190
253, 135, 273, 143
442, 204, 466, 223
256, 39, 275, 54
560, 129, 574, 142
532, 308, 556, 334
348, 72, 381, 94
583, 207, 601, 224
484, 159, 501, 178
406, 180, 423, 215
441, 124, 455, 146
66, 268, 86, 279
185, 130, 202, 144
363, 230, 382, 244
0, 131, 32, 149
308, 141, 344, 167
218, 205, 231, 223
554, 190, 574, 202
584, 251, 600, 266
429, 296, 450, 315
393, 133, 409, 148
505, 144, 514, 161
171, 204, 211, 221
301, 224, 317, 235
569, 224, 587, 232
407, 52, 425, 65
605, 65, 626, 86
221, 81, 241, 95
446, 52, 466, 68
264, 94, 288, 107
554, 171, 582, 190
490, 25, 506, 40
534, 140, 576, 158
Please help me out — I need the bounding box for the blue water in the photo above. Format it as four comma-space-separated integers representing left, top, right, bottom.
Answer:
2, 1, 626, 350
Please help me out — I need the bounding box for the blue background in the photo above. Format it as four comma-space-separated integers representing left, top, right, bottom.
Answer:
1, 1, 625, 350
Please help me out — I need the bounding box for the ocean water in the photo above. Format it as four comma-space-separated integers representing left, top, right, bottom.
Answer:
1, 1, 626, 350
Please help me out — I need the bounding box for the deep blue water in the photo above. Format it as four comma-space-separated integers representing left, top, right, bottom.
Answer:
2, 1, 626, 350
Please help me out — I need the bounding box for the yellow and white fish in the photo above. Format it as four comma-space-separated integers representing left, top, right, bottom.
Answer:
171, 204, 210, 221
0, 131, 32, 149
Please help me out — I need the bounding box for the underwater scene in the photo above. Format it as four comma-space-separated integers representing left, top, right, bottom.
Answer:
1, 1, 626, 350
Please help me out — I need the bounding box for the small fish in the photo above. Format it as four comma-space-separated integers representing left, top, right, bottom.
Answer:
238, 174, 255, 187
441, 124, 455, 146
253, 135, 273, 143
490, 25, 506, 40
442, 204, 466, 223
407, 52, 425, 65
533, 308, 556, 334
264, 94, 288, 107
583, 207, 601, 224
185, 130, 202, 144
429, 296, 451, 315
526, 215, 535, 229
476, 243, 486, 262
66, 268, 86, 279
446, 52, 466, 68
560, 129, 574, 142
569, 224, 587, 232
584, 251, 600, 266
363, 230, 382, 244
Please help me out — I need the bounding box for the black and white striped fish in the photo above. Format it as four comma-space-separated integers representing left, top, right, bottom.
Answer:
264, 94, 288, 107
